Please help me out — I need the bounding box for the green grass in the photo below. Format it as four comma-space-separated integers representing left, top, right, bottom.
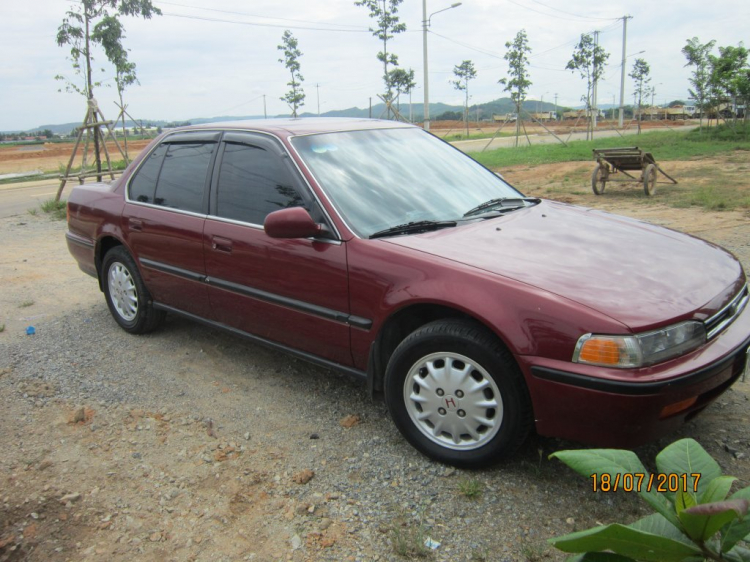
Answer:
457, 477, 483, 499
0, 324, 5, 333
19, 300, 34, 308
472, 124, 750, 170
39, 198, 67, 220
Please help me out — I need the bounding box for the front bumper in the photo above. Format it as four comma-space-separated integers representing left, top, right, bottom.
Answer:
520, 299, 750, 448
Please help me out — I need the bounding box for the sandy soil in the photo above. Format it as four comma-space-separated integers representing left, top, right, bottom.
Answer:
0, 140, 151, 176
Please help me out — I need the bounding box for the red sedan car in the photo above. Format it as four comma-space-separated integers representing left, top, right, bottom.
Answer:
66, 118, 750, 467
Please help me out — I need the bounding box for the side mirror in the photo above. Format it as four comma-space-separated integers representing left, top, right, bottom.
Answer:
264, 207, 322, 239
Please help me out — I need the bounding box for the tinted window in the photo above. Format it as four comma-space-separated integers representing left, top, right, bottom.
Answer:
129, 144, 167, 203
216, 142, 303, 225
153, 143, 214, 213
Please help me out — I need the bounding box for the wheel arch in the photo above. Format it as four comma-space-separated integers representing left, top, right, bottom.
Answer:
95, 236, 126, 290
368, 303, 518, 398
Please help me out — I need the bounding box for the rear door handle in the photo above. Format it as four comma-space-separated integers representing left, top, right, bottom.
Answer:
211, 236, 233, 254
128, 218, 143, 232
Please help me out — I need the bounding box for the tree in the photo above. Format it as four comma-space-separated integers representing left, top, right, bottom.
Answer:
499, 30, 532, 147
278, 30, 305, 118
354, 0, 406, 117
629, 58, 652, 134
452, 60, 477, 137
709, 44, 749, 126
682, 37, 716, 132
566, 33, 609, 140
56, 0, 160, 175
387, 67, 416, 117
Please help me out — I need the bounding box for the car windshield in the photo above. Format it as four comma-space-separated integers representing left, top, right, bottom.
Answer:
291, 127, 523, 238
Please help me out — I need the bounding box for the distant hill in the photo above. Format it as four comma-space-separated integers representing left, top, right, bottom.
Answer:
5, 97, 565, 135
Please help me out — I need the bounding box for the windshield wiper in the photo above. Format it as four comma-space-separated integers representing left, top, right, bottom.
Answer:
369, 220, 458, 239
463, 197, 540, 218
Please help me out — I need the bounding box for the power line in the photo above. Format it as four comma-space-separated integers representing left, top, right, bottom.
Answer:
525, 0, 619, 21
161, 11, 372, 33
504, 0, 619, 23
157, 1, 369, 29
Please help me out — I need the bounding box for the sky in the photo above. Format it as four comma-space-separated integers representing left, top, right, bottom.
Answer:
1, 0, 748, 131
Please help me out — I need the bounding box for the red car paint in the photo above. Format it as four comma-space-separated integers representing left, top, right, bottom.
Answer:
66, 118, 750, 449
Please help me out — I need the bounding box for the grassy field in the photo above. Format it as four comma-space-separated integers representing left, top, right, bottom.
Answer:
472, 124, 750, 169
480, 124, 750, 212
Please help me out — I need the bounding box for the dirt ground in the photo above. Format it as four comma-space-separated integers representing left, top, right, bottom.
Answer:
1, 152, 749, 561
0, 140, 151, 176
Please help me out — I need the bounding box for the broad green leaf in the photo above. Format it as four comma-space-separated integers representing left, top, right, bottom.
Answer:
549, 523, 701, 561
629, 513, 694, 546
721, 517, 750, 554
701, 476, 737, 504
680, 499, 749, 541
551, 449, 647, 478
724, 546, 750, 562
551, 448, 680, 529
655, 438, 721, 500
639, 487, 682, 530
566, 553, 637, 562
731, 486, 750, 502
676, 489, 697, 515
722, 487, 750, 552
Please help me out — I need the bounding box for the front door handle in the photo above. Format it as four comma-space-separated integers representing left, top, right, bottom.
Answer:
128, 218, 143, 232
211, 236, 233, 254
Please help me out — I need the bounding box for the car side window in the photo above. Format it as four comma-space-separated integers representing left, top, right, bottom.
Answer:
216, 141, 304, 225
153, 143, 215, 213
129, 143, 168, 203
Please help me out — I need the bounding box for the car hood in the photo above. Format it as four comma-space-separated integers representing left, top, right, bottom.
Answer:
384, 200, 744, 330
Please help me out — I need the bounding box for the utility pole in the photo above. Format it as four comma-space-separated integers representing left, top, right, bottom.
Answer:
554, 93, 558, 119
618, 15, 632, 128
422, 0, 430, 131
316, 83, 320, 116
263, 94, 267, 119
369, 97, 372, 119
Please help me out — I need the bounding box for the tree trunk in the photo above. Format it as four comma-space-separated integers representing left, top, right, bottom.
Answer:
84, 10, 102, 181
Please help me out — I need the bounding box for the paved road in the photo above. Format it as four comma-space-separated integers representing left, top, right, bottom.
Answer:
0, 180, 62, 218
452, 123, 695, 152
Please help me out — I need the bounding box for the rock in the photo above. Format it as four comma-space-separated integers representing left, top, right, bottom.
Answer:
60, 492, 81, 504
339, 415, 361, 429
244, 432, 251, 441
70, 407, 86, 424
293, 470, 315, 485
291, 534, 302, 550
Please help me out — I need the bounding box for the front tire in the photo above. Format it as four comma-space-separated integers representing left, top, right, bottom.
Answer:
384, 320, 532, 467
102, 246, 165, 334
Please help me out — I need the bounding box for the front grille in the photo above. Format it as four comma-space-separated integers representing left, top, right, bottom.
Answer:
705, 284, 749, 340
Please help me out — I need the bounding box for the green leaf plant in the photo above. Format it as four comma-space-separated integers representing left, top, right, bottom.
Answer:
549, 438, 750, 561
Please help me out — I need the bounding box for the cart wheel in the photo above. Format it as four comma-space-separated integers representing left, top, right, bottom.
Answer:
591, 164, 607, 195
643, 164, 657, 196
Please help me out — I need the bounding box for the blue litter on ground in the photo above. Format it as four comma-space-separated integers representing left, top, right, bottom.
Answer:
26, 326, 36, 335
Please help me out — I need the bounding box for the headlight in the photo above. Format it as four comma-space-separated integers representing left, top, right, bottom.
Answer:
573, 321, 706, 368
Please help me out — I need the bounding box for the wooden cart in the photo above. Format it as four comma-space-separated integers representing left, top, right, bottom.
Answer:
591, 147, 677, 196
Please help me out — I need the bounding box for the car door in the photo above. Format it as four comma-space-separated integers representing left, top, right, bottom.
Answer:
203, 132, 353, 366
123, 132, 219, 319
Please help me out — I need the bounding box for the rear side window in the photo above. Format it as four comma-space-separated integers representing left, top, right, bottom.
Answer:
129, 144, 167, 203
216, 142, 304, 225
154, 143, 215, 213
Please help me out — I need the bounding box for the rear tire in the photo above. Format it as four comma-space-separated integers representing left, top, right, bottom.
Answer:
384, 319, 532, 467
102, 246, 165, 334
591, 164, 607, 195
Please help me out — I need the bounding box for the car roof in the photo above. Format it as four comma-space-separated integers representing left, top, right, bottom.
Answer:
176, 117, 416, 137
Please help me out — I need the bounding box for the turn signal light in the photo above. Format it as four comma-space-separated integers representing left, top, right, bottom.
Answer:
577, 338, 622, 365
659, 396, 698, 419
